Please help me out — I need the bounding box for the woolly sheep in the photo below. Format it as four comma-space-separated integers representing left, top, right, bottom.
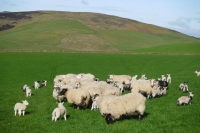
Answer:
177, 92, 194, 105
166, 74, 171, 83
53, 87, 66, 102
14, 100, 29, 116
52, 102, 67, 121
108, 74, 131, 84
104, 92, 146, 124
131, 79, 158, 98
60, 88, 90, 109
157, 79, 168, 89
33, 81, 40, 89
195, 70, 200, 76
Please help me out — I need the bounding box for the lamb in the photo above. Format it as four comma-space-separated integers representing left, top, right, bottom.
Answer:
52, 102, 67, 121
166, 74, 171, 83
14, 100, 29, 116
22, 85, 32, 97
60, 88, 90, 109
91, 96, 99, 110
161, 75, 166, 81
103, 92, 146, 124
40, 80, 47, 87
131, 79, 158, 98
179, 82, 188, 92
160, 87, 167, 96
33, 81, 40, 89
150, 86, 162, 98
177, 92, 194, 105
157, 79, 168, 89
139, 74, 147, 80
195, 70, 200, 76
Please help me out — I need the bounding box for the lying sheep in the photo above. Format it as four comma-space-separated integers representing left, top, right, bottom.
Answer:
195, 70, 200, 76
104, 92, 146, 124
166, 74, 171, 83
52, 102, 67, 121
179, 82, 188, 92
60, 88, 90, 109
33, 81, 40, 89
177, 92, 194, 105
14, 100, 29, 116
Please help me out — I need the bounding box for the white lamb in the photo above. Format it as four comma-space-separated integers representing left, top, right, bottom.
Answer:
166, 74, 171, 84
14, 100, 29, 116
161, 75, 166, 81
150, 86, 161, 98
33, 81, 40, 89
91, 96, 99, 110
177, 92, 194, 105
179, 82, 188, 92
195, 70, 200, 76
52, 102, 67, 121
103, 92, 146, 124
41, 80, 47, 87
22, 84, 32, 97
139, 74, 147, 80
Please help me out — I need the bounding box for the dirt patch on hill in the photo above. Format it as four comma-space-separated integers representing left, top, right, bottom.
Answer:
0, 24, 15, 31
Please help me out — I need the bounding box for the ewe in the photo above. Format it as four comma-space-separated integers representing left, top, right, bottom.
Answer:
14, 100, 29, 116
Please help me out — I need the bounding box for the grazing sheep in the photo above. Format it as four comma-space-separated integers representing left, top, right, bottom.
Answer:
108, 74, 131, 84
14, 100, 29, 116
177, 92, 194, 105
166, 74, 171, 83
161, 75, 166, 81
104, 92, 146, 124
195, 70, 200, 76
33, 81, 40, 89
179, 82, 188, 92
131, 79, 158, 98
52, 102, 67, 121
40, 80, 47, 87
60, 88, 90, 109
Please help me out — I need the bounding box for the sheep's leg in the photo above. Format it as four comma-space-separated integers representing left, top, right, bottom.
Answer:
14, 110, 17, 116
22, 110, 25, 116
18, 110, 21, 116
64, 113, 67, 120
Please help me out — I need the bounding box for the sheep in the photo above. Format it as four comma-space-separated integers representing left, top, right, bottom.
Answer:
103, 92, 146, 124
131, 79, 158, 98
157, 79, 168, 89
179, 82, 188, 92
177, 92, 194, 105
60, 88, 90, 109
150, 86, 162, 98
139, 74, 147, 80
33, 81, 40, 89
53, 87, 66, 102
166, 74, 171, 83
40, 80, 47, 87
23, 85, 32, 97
161, 75, 166, 81
14, 100, 29, 116
160, 87, 167, 96
52, 102, 67, 121
108, 74, 131, 84
195, 70, 200, 76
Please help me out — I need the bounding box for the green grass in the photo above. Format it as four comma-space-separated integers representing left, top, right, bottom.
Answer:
0, 53, 200, 133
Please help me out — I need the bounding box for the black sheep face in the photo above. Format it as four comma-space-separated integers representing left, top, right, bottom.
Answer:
105, 113, 113, 124
60, 89, 67, 95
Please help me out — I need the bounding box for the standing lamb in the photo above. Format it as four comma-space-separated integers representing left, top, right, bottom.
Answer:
195, 70, 200, 76
161, 75, 166, 81
91, 96, 99, 110
166, 74, 171, 84
104, 92, 146, 124
40, 80, 47, 87
52, 102, 67, 121
22, 85, 32, 97
179, 82, 188, 92
33, 81, 40, 89
14, 100, 29, 116
177, 92, 194, 105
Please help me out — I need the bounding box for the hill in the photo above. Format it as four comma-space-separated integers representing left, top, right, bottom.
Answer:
0, 11, 200, 53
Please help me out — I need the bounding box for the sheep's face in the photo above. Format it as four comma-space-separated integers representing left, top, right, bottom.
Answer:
22, 100, 29, 105
60, 89, 67, 95
150, 79, 156, 87
105, 113, 114, 124
109, 75, 114, 79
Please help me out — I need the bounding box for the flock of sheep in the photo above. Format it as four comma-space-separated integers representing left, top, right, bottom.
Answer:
14, 70, 199, 124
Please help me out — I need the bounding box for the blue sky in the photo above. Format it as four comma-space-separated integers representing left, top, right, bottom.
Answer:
0, 0, 200, 38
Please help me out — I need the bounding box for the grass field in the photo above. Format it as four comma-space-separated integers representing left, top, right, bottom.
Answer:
0, 52, 200, 133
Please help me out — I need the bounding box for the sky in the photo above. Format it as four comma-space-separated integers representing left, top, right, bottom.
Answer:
0, 0, 200, 38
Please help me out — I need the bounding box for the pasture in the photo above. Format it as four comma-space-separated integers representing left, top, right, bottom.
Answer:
0, 52, 200, 133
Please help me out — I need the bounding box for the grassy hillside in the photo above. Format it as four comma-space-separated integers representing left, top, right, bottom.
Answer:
0, 11, 200, 53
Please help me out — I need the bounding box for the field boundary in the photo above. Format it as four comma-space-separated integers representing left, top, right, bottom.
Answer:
0, 49, 200, 55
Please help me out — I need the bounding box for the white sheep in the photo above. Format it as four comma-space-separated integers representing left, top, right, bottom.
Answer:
24, 86, 32, 97
131, 79, 158, 98
91, 96, 99, 110
179, 82, 188, 92
160, 87, 167, 96
41, 80, 47, 87
150, 86, 161, 98
53, 87, 66, 102
177, 92, 194, 105
108, 74, 131, 84
33, 81, 40, 89
60, 88, 90, 109
166, 74, 171, 83
195, 70, 200, 76
104, 92, 146, 124
52, 102, 67, 121
14, 100, 29, 116
139, 74, 147, 80
161, 75, 166, 81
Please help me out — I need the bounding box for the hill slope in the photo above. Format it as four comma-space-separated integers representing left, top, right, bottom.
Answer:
0, 11, 200, 53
